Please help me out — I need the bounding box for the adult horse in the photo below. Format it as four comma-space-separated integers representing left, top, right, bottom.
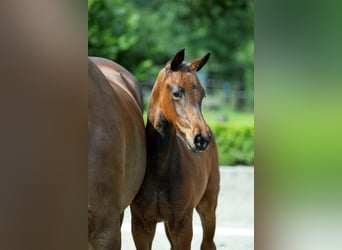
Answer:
88, 57, 146, 249
90, 57, 144, 112
131, 49, 220, 250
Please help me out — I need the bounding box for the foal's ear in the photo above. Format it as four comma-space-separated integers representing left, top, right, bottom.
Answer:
190, 52, 210, 72
169, 48, 185, 71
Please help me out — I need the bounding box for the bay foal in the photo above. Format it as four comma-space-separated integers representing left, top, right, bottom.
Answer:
131, 49, 220, 250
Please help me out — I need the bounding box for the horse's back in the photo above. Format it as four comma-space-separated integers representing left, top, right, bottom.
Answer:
90, 56, 144, 112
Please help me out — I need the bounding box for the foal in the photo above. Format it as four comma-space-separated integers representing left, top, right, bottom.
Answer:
131, 49, 220, 250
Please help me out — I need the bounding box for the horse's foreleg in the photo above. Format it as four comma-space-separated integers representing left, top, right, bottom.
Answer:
164, 221, 173, 246
196, 169, 220, 250
166, 212, 193, 250
196, 204, 216, 250
131, 211, 156, 250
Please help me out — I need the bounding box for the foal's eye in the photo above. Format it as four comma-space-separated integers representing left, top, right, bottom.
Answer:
172, 91, 183, 100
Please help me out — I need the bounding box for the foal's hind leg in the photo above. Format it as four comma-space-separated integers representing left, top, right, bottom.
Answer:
196, 169, 220, 250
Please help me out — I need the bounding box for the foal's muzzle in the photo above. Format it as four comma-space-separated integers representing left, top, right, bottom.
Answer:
194, 133, 211, 151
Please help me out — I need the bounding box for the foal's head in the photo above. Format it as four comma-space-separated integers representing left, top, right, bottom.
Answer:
148, 49, 212, 152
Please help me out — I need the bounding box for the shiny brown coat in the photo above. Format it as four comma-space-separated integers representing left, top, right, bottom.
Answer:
131, 49, 220, 250
88, 58, 146, 249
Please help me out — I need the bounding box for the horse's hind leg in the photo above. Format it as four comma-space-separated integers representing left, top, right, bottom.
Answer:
90, 213, 122, 250
196, 169, 220, 250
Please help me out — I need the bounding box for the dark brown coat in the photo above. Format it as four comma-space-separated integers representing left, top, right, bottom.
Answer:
88, 58, 146, 249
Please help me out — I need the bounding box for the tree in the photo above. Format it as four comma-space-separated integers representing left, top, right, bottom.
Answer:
88, 0, 254, 109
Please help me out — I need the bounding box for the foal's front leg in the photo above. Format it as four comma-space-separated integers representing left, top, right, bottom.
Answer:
131, 211, 157, 250
165, 212, 193, 250
196, 168, 220, 250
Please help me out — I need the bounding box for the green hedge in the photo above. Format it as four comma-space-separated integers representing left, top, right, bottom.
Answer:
211, 123, 254, 166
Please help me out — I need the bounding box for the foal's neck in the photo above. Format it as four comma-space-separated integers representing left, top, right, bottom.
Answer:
146, 116, 180, 177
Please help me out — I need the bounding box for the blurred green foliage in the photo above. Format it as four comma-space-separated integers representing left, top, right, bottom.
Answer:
88, 0, 254, 109
212, 124, 254, 165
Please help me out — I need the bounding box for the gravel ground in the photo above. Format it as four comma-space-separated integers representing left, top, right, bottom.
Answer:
121, 166, 254, 250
